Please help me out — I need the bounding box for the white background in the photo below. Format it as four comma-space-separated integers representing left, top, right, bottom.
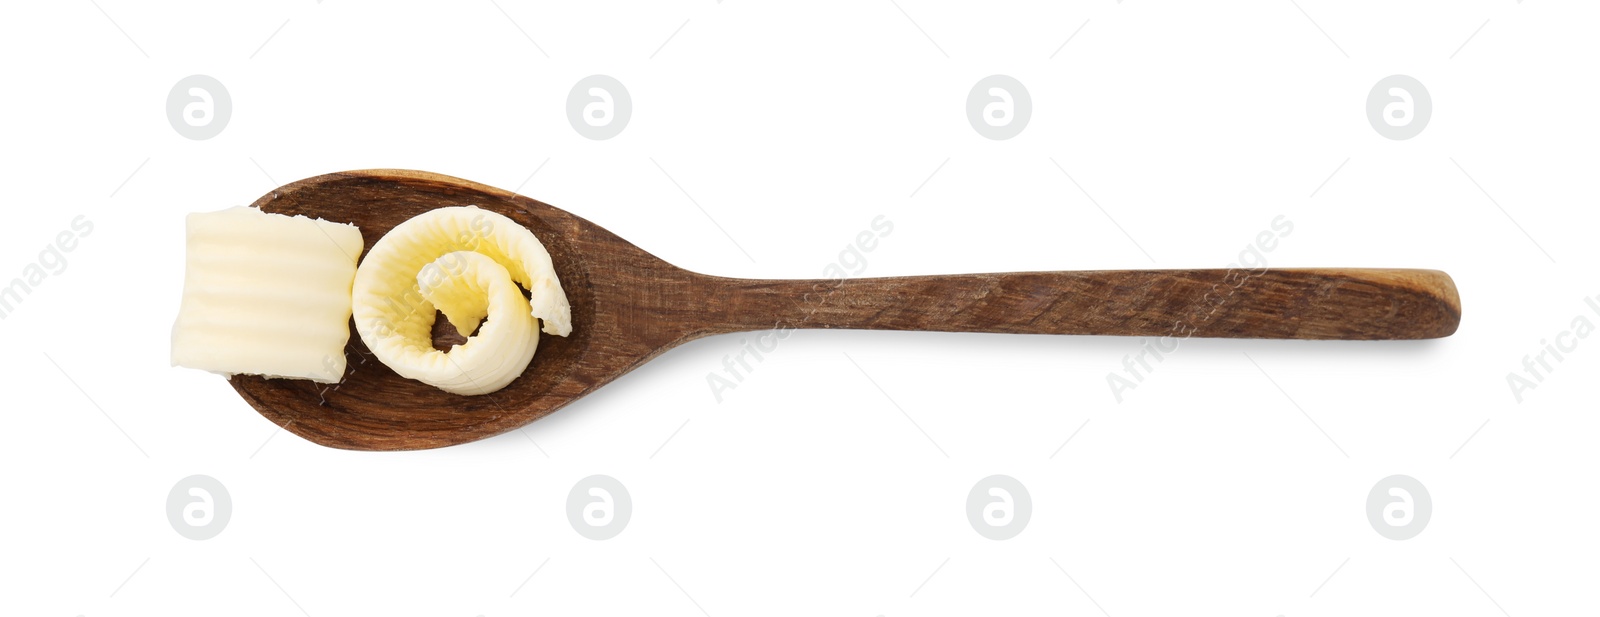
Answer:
2, 1, 1597, 615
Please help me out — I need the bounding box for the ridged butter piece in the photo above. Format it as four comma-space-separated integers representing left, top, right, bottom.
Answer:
171, 206, 363, 383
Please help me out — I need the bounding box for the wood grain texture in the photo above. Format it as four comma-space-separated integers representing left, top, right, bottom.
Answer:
229, 169, 1460, 451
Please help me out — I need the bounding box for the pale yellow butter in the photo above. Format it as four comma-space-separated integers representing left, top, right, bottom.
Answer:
171, 206, 363, 383
351, 206, 571, 395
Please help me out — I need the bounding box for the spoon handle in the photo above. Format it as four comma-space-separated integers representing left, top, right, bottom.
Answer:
701, 268, 1459, 340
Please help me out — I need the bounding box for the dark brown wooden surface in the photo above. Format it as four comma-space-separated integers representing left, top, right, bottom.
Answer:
230, 169, 1461, 451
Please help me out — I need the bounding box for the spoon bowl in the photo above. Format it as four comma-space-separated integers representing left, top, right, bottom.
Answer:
231, 169, 1461, 451
233, 169, 685, 451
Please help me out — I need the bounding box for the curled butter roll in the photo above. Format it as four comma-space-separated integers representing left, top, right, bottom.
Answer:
352, 206, 572, 395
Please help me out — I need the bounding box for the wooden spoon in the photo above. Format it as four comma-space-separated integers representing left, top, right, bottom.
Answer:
230, 169, 1460, 451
